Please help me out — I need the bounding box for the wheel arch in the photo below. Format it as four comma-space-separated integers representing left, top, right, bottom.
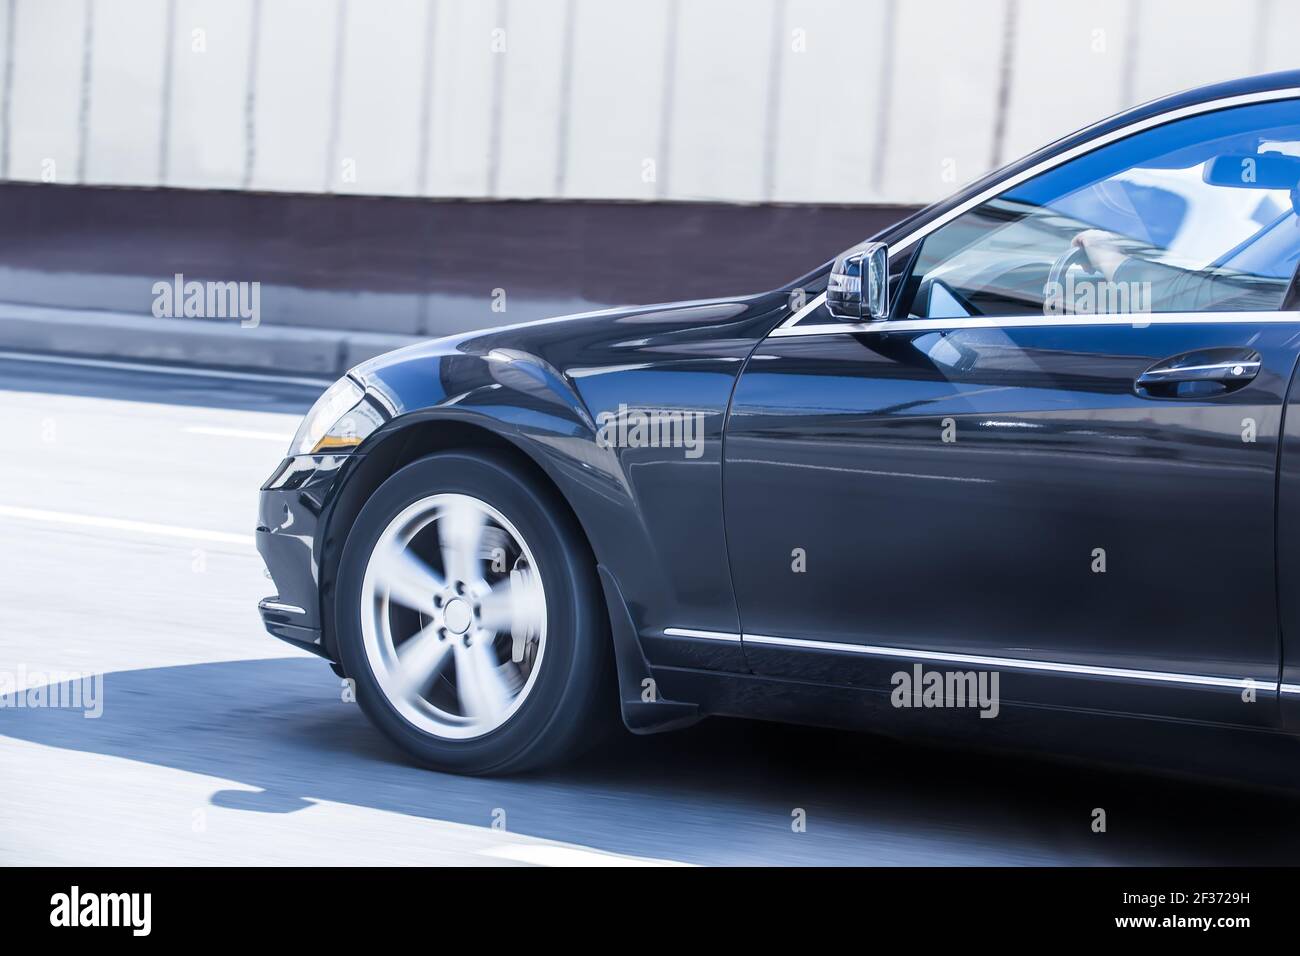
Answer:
318, 416, 598, 664
317, 412, 701, 733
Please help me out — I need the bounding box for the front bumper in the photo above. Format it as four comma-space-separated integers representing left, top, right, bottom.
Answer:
257, 598, 323, 655
256, 454, 352, 659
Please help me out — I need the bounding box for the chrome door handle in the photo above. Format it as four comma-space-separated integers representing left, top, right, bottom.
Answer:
1135, 348, 1261, 398
1137, 360, 1259, 385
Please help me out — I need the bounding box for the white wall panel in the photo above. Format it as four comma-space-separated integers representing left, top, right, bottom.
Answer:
165, 0, 255, 189
0, 0, 14, 177
562, 0, 670, 200
8, 0, 85, 184
1129, 0, 1258, 104
1259, 0, 1300, 74
423, 0, 498, 198
84, 0, 168, 186
0, 0, 1290, 204
249, 0, 337, 192
1002, 0, 1130, 162
332, 0, 426, 195
665, 0, 774, 202
878, 0, 1006, 204
770, 0, 887, 204
493, 0, 567, 199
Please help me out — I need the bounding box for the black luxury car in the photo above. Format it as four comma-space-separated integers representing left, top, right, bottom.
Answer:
259, 71, 1300, 775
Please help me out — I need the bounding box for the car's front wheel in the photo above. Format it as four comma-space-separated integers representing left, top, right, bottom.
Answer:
335, 449, 612, 774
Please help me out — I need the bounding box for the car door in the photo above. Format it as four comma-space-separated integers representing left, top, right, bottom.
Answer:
723, 97, 1300, 728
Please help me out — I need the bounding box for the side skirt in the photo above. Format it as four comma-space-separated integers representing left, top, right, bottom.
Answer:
648, 663, 1300, 793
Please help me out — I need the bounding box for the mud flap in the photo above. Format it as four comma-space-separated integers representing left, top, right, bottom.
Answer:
596, 565, 701, 735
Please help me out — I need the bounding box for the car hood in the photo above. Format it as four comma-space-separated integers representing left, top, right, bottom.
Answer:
353, 291, 787, 385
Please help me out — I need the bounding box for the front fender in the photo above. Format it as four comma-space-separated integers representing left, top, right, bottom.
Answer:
341, 299, 782, 665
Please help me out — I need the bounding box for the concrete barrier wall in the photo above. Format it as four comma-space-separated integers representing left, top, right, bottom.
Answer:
3, 0, 1295, 205
0, 181, 917, 374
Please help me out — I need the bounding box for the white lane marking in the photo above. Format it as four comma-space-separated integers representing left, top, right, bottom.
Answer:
0, 350, 333, 388
482, 844, 693, 867
0, 505, 255, 546
185, 425, 295, 442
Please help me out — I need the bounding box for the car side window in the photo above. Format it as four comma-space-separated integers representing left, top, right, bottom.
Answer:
898, 100, 1300, 319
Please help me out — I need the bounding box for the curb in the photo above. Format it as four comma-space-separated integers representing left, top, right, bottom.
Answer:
0, 303, 425, 378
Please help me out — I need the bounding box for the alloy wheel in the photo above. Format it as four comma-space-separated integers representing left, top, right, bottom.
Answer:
359, 493, 547, 740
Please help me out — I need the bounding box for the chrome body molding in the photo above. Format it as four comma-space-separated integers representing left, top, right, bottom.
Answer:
663, 627, 743, 643
258, 599, 306, 615
662, 627, 1278, 691
744, 633, 1270, 690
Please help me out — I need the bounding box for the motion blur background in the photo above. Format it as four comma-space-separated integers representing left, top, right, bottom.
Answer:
1, 0, 1296, 372
12, 0, 1297, 200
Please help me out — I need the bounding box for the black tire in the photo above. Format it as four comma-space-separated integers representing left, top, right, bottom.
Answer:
335, 449, 614, 774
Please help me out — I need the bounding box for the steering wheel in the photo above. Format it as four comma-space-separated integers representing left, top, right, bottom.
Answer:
1045, 246, 1101, 315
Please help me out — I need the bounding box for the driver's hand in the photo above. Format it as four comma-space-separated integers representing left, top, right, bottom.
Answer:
1072, 229, 1128, 282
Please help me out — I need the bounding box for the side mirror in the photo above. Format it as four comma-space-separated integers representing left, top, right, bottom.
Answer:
826, 241, 889, 321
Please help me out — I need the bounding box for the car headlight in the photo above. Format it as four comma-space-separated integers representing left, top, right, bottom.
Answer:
289, 376, 384, 455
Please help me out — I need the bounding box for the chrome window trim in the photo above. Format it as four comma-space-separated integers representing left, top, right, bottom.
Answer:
770, 311, 1300, 338
776, 86, 1300, 337
742, 632, 1273, 691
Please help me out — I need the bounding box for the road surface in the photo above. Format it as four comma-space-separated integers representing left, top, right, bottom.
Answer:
2, 351, 1299, 866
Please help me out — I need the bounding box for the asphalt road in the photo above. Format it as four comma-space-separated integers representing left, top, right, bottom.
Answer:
3, 351, 1300, 866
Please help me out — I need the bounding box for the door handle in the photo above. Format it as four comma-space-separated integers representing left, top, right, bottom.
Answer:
1135, 348, 1261, 398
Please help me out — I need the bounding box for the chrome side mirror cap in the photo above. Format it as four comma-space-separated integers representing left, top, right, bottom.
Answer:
826, 241, 889, 321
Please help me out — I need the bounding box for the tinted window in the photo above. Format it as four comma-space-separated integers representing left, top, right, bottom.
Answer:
900, 100, 1300, 318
